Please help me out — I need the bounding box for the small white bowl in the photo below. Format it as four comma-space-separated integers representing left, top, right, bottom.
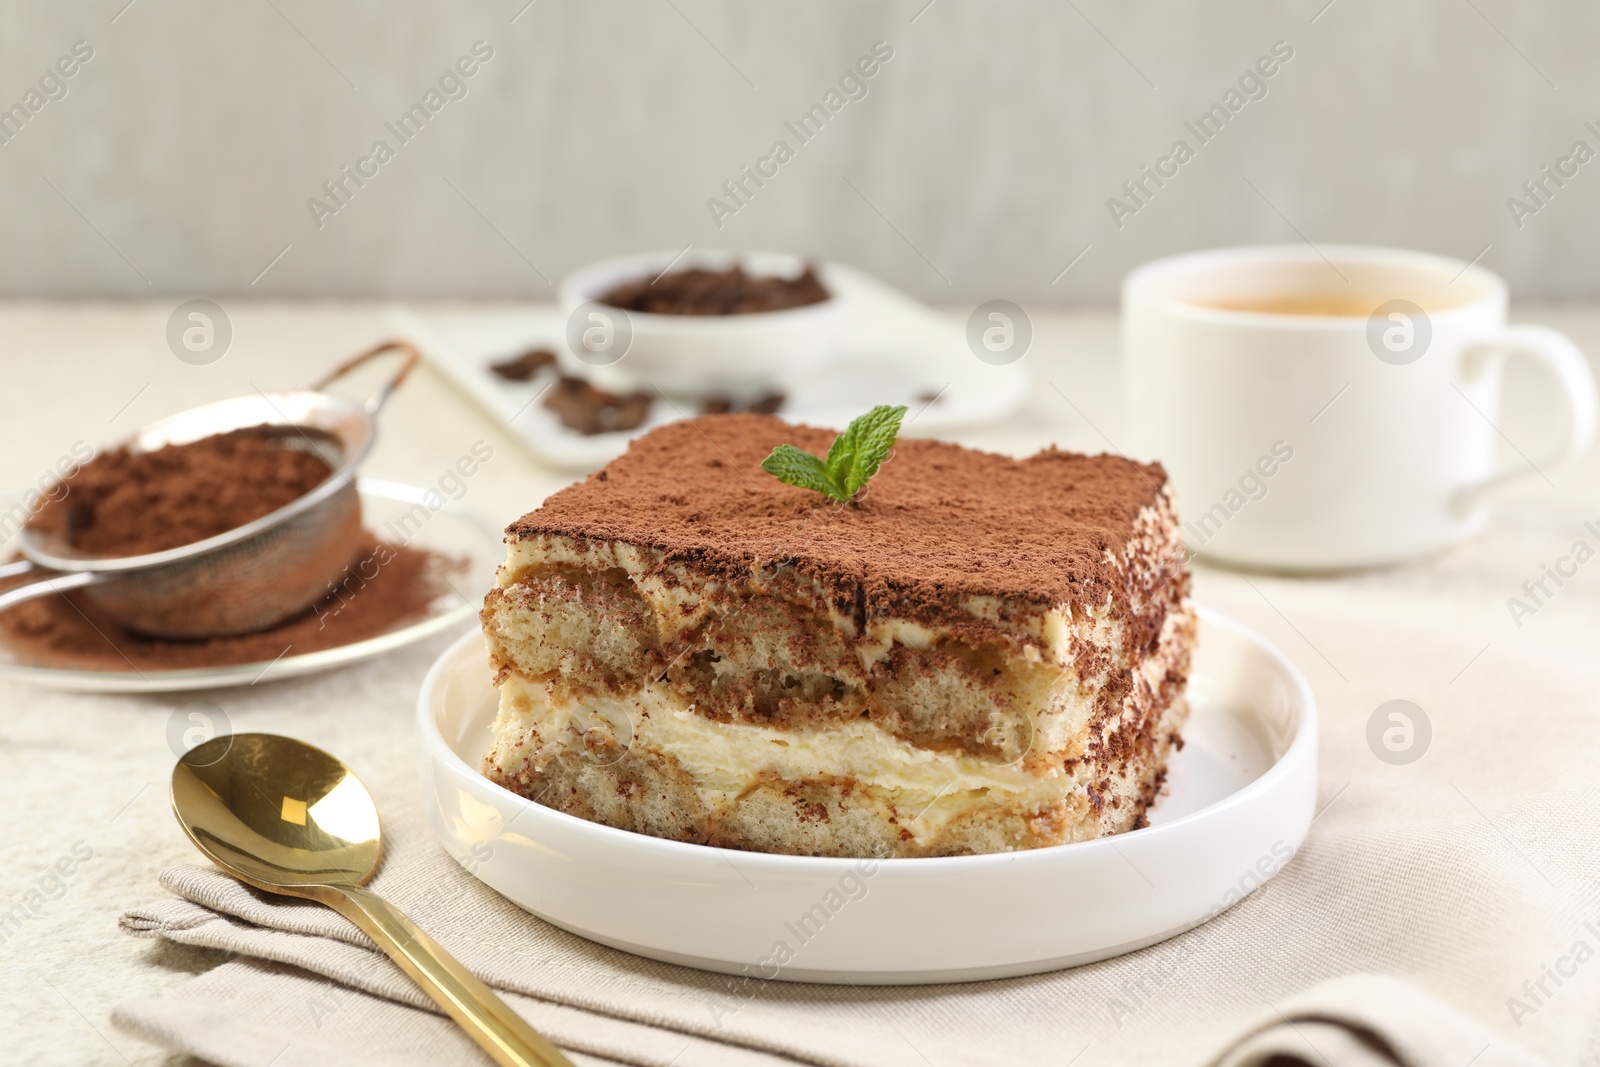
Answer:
557, 250, 851, 398
417, 606, 1317, 984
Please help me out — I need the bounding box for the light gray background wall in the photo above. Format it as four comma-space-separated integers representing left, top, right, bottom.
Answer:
1, 0, 1597, 303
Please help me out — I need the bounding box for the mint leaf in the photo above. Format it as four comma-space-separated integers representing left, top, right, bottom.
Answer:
760, 443, 847, 500
760, 404, 908, 503
827, 404, 907, 498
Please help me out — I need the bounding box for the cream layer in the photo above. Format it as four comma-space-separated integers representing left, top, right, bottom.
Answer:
487, 672, 1096, 844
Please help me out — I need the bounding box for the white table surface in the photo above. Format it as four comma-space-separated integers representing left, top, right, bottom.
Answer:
2, 301, 1597, 1066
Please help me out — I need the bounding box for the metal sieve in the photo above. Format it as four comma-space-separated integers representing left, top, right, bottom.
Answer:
0, 341, 419, 640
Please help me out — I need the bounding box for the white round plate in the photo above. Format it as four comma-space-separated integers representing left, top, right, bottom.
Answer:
418, 606, 1318, 984
0, 479, 499, 693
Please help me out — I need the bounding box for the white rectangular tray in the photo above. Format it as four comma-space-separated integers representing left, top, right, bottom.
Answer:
389, 265, 1028, 471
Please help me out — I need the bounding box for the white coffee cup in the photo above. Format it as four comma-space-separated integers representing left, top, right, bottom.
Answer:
1122, 245, 1598, 570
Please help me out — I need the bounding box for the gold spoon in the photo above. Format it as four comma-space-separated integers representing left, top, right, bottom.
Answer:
171, 732, 573, 1067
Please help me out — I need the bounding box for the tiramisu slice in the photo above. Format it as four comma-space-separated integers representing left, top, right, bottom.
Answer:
480, 413, 1195, 857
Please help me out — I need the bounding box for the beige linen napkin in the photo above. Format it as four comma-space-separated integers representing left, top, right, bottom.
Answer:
112, 593, 1599, 1066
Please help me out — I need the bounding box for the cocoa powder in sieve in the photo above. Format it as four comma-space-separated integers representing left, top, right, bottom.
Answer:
30, 427, 336, 557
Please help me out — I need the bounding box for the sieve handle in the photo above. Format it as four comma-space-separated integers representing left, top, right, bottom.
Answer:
0, 570, 100, 615
0, 559, 37, 581
309, 340, 422, 416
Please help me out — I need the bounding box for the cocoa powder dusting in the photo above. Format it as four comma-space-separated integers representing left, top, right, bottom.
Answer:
0, 539, 461, 671
510, 414, 1173, 618
30, 427, 335, 557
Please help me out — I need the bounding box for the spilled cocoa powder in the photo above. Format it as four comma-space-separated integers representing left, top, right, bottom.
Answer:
30, 426, 336, 557
0, 538, 463, 672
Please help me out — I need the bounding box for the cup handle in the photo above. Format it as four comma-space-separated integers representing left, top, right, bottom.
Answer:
1454, 324, 1598, 513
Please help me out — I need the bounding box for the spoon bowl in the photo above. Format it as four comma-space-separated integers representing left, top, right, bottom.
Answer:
170, 732, 572, 1067
173, 732, 381, 891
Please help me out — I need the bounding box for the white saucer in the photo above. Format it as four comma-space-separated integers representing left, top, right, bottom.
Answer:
391, 264, 1030, 472
0, 480, 499, 693
417, 606, 1317, 984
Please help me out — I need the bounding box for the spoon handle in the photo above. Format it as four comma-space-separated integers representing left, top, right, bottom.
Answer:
326, 884, 574, 1067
